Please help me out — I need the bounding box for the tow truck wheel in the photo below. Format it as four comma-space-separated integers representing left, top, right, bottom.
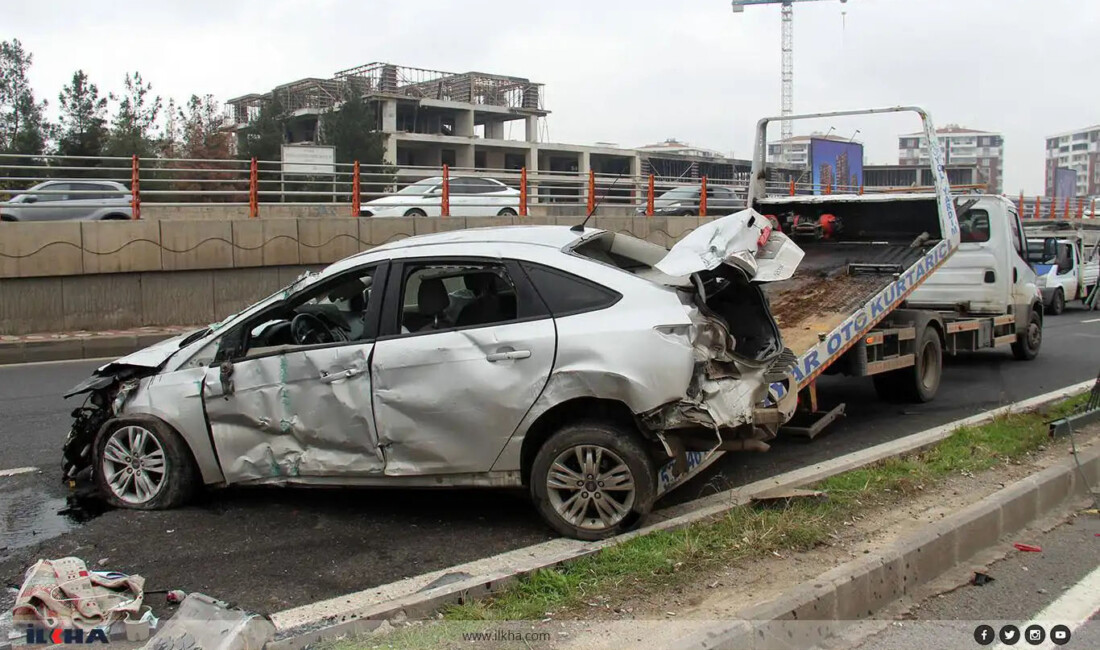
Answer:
530, 421, 656, 541
872, 325, 942, 403
1047, 289, 1065, 316
1011, 309, 1042, 361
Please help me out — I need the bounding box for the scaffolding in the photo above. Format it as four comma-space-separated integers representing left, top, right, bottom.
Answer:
228, 62, 546, 127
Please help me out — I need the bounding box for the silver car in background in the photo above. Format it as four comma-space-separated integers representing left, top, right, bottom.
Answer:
62, 212, 801, 539
0, 180, 132, 221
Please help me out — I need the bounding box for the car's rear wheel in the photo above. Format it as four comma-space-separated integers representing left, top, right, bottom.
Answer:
94, 419, 198, 510
530, 421, 656, 540
404, 208, 427, 217
497, 208, 517, 216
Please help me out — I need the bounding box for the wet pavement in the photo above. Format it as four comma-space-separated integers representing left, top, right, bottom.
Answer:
1, 311, 1098, 618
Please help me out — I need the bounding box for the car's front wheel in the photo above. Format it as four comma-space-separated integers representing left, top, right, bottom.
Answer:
94, 419, 198, 510
530, 421, 656, 540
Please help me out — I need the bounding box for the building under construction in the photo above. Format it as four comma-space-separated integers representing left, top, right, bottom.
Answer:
226, 62, 763, 201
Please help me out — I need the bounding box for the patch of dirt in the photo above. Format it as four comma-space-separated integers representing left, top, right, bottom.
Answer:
547, 424, 1100, 650
767, 273, 886, 355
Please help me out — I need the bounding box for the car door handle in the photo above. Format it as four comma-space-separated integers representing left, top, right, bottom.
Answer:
486, 350, 531, 362
320, 368, 363, 383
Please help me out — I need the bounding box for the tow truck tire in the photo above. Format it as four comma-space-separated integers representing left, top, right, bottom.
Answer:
1047, 289, 1065, 316
530, 421, 656, 541
1011, 309, 1042, 361
872, 325, 942, 403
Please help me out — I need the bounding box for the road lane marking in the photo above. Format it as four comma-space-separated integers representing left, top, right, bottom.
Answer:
0, 466, 38, 477
992, 564, 1100, 649
1083, 317, 1100, 323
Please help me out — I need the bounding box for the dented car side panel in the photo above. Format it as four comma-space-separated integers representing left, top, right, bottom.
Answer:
201, 344, 384, 482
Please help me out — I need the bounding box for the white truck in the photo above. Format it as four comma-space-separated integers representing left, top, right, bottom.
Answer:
745, 108, 1044, 436
1022, 221, 1100, 314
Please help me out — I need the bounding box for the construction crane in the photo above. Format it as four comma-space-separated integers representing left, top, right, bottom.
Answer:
731, 0, 849, 143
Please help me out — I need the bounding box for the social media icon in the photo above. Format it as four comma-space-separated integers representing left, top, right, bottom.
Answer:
1025, 624, 1045, 645
974, 624, 996, 646
1050, 624, 1071, 645
1000, 624, 1021, 645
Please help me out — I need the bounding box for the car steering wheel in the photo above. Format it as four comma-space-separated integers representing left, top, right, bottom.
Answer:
291, 312, 335, 345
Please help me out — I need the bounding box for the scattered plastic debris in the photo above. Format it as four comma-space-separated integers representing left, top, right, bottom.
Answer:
971, 572, 995, 586
1014, 543, 1042, 553
167, 590, 188, 604
143, 593, 274, 650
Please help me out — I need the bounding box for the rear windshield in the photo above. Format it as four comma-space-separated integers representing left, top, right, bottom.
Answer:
571, 232, 683, 284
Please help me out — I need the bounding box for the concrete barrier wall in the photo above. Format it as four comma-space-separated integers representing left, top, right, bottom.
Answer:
0, 214, 704, 334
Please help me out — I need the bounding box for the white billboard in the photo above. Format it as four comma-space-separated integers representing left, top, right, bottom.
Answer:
281, 145, 336, 175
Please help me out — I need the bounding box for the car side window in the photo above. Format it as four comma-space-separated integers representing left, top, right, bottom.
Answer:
520, 262, 621, 316
465, 178, 500, 194
1009, 211, 1026, 258
237, 266, 381, 357
36, 183, 70, 202
449, 179, 475, 195
72, 182, 112, 200
397, 262, 519, 334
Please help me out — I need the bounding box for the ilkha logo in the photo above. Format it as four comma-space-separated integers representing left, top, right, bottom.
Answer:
24, 626, 109, 645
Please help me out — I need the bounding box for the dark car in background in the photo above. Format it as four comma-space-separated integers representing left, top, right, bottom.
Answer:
636, 185, 743, 217
0, 180, 132, 221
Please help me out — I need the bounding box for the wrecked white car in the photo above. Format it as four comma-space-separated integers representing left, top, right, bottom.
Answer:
63, 211, 802, 539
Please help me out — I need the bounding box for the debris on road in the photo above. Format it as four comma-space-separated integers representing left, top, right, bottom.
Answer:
142, 593, 274, 650
750, 488, 827, 508
971, 572, 995, 586
1013, 543, 1043, 552
12, 557, 153, 636
166, 589, 187, 604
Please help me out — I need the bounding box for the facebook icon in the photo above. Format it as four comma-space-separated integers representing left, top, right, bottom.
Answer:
974, 624, 995, 646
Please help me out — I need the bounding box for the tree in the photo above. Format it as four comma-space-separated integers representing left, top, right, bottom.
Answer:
171, 94, 236, 201
320, 89, 386, 165
236, 96, 285, 161
105, 72, 161, 158
56, 70, 108, 168
0, 39, 49, 156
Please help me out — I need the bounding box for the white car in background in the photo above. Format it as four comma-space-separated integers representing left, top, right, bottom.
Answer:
360, 176, 520, 218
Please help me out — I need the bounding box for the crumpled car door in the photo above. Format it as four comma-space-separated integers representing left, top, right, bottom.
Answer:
655, 208, 804, 282
202, 343, 384, 482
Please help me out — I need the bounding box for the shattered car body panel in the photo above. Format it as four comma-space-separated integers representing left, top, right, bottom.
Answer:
62, 223, 802, 532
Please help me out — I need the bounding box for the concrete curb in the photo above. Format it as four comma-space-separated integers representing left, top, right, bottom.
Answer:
674, 444, 1100, 650
264, 380, 1095, 649
0, 333, 176, 366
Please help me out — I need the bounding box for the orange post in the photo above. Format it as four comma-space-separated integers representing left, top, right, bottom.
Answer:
586, 169, 595, 214
519, 167, 527, 217
351, 160, 361, 217
646, 174, 655, 216
1034, 196, 1041, 220
699, 176, 708, 217
1063, 198, 1071, 220
249, 157, 259, 218
1048, 196, 1057, 219
1018, 191, 1025, 218
789, 179, 795, 196
130, 155, 141, 220
825, 182, 832, 195
441, 164, 450, 217
1076, 198, 1084, 219
859, 184, 864, 195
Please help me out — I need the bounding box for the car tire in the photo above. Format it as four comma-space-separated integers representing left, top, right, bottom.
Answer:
497, 208, 518, 216
404, 208, 427, 217
0, 213, 15, 222
1047, 289, 1065, 315
530, 421, 656, 541
94, 419, 198, 510
1011, 309, 1042, 361
100, 213, 130, 221
872, 325, 942, 403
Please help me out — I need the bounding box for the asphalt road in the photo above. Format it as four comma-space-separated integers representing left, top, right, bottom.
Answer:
1, 310, 1098, 619
854, 514, 1100, 650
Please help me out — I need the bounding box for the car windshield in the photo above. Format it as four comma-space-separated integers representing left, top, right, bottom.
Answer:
397, 181, 439, 195
658, 187, 699, 200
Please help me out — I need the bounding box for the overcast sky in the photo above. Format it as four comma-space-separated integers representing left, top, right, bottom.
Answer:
5, 0, 1098, 193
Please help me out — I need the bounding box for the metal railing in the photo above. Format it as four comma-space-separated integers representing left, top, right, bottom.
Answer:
1, 152, 1095, 221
